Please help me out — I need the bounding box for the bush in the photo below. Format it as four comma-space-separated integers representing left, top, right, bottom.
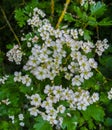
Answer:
0, 0, 112, 129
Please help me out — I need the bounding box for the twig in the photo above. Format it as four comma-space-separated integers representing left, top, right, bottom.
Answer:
0, 24, 7, 30
56, 0, 70, 29
96, 26, 99, 39
0, 6, 21, 46
51, 0, 54, 18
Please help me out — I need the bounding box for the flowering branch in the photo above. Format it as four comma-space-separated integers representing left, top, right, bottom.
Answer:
56, 0, 70, 29
0, 7, 21, 46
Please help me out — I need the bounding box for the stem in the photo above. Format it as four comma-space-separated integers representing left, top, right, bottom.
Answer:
51, 0, 54, 18
0, 25, 6, 30
96, 26, 99, 39
0, 7, 21, 46
95, 68, 107, 83
56, 0, 70, 29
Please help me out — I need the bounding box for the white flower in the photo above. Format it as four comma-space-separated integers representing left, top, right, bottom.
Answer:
44, 85, 53, 95
2, 98, 11, 105
46, 107, 57, 117
77, 101, 87, 111
91, 93, 99, 102
27, 42, 31, 47
9, 115, 15, 124
89, 58, 97, 68
6, 45, 23, 64
65, 72, 73, 80
81, 70, 93, 79
18, 114, 24, 121
41, 100, 52, 109
14, 71, 22, 82
72, 75, 84, 86
21, 75, 31, 86
30, 94, 41, 107
32, 36, 39, 43
28, 107, 38, 116
108, 88, 112, 100
0, 75, 9, 84
53, 86, 63, 99
9, 115, 14, 120
78, 29, 84, 36
57, 105, 66, 114
19, 122, 25, 127
47, 115, 58, 125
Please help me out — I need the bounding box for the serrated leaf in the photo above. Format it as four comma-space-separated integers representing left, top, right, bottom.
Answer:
62, 115, 78, 130
88, 16, 98, 27
74, 6, 82, 18
98, 18, 112, 26
82, 104, 105, 122
83, 30, 92, 40
90, 2, 106, 17
15, 9, 28, 27
34, 117, 52, 130
64, 13, 74, 22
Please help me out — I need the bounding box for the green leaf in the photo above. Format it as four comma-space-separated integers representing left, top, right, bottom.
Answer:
90, 2, 106, 17
88, 16, 98, 27
15, 8, 28, 27
83, 30, 92, 41
82, 104, 105, 122
6, 44, 13, 49
100, 92, 109, 104
74, 6, 82, 18
62, 114, 79, 130
34, 116, 52, 130
98, 18, 112, 26
64, 13, 75, 22
105, 118, 112, 127
80, 127, 88, 130
0, 121, 9, 130
54, 75, 62, 85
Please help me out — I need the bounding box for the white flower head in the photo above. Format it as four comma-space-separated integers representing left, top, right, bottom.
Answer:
18, 114, 24, 121
30, 94, 41, 107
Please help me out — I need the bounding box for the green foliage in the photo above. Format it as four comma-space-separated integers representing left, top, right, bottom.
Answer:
90, 2, 106, 17
33, 116, 52, 130
82, 104, 105, 122
15, 8, 28, 27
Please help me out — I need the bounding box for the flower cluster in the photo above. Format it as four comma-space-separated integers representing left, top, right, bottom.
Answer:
95, 39, 109, 56
27, 85, 99, 126
107, 88, 112, 100
9, 114, 24, 126
14, 71, 31, 86
6, 45, 23, 64
80, 0, 96, 6
0, 75, 9, 84
22, 7, 109, 87
18, 114, 24, 127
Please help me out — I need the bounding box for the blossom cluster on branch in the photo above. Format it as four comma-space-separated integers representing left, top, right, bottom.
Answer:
3, 5, 111, 129
26, 85, 99, 126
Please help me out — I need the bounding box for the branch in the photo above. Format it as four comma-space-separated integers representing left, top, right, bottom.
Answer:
51, 0, 54, 18
0, 24, 6, 30
56, 0, 70, 29
0, 6, 21, 46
